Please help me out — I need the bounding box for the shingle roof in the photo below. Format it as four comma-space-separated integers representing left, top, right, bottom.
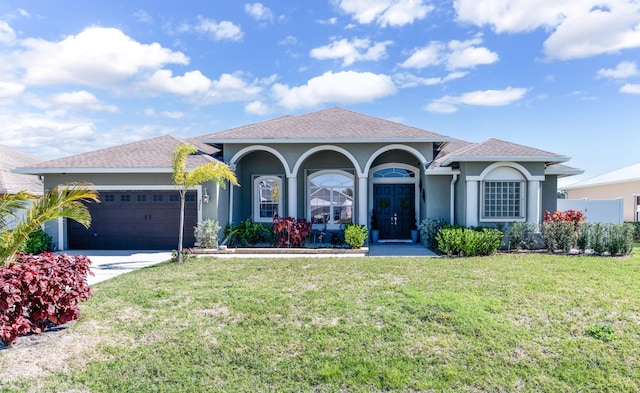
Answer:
0, 145, 44, 194
201, 107, 448, 142
17, 135, 219, 173
563, 162, 640, 189
439, 138, 569, 166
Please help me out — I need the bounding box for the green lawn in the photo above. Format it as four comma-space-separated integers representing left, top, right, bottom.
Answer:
3, 250, 640, 392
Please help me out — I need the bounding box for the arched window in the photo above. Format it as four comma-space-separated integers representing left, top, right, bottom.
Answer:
481, 167, 526, 220
253, 176, 282, 222
372, 167, 415, 178
308, 171, 354, 226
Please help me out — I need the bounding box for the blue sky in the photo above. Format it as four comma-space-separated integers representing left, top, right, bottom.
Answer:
1, 1, 639, 182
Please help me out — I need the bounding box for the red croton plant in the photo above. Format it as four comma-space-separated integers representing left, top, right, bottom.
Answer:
272, 217, 313, 248
543, 209, 585, 229
0, 252, 93, 346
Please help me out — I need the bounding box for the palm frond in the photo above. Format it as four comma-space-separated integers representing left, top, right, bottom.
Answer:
1, 183, 99, 266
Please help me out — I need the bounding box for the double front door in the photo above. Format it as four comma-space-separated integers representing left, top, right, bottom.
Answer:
373, 184, 415, 240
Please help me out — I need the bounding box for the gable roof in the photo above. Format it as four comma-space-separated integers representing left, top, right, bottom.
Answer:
16, 135, 220, 174
438, 138, 570, 166
201, 107, 450, 144
0, 145, 44, 194
563, 162, 640, 189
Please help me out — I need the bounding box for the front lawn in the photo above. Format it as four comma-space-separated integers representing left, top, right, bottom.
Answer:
2, 251, 640, 392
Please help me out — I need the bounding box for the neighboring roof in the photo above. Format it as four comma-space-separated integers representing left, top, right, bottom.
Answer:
201, 107, 450, 144
563, 162, 640, 190
0, 144, 44, 194
16, 135, 220, 174
439, 138, 570, 166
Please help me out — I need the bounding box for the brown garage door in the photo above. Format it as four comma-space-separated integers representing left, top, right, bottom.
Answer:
68, 191, 198, 250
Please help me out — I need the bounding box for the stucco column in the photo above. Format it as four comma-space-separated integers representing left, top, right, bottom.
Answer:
527, 180, 541, 228
358, 175, 367, 226
466, 180, 479, 227
287, 175, 297, 218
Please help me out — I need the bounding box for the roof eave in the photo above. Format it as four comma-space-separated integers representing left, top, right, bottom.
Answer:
441, 155, 571, 166
14, 167, 176, 175
563, 177, 640, 190
203, 136, 451, 144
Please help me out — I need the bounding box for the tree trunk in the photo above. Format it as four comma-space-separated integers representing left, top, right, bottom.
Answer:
177, 194, 186, 262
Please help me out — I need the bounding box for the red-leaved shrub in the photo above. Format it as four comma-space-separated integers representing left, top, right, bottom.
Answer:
544, 210, 585, 229
272, 217, 312, 248
0, 253, 93, 346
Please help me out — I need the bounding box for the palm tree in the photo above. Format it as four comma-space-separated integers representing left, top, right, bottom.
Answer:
1, 183, 99, 266
172, 143, 238, 262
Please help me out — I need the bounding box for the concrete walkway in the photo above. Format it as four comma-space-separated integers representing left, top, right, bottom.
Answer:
58, 244, 436, 285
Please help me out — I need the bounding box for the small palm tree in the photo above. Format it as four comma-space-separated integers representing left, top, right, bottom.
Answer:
172, 143, 238, 262
1, 183, 99, 266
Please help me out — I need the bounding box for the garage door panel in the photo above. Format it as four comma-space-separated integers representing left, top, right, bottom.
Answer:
68, 191, 197, 250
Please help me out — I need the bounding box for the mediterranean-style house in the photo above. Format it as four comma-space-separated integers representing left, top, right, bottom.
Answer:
16, 107, 582, 250
562, 162, 640, 222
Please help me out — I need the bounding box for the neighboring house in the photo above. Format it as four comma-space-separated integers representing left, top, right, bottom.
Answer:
0, 145, 44, 229
16, 107, 583, 250
0, 144, 44, 197
562, 162, 640, 222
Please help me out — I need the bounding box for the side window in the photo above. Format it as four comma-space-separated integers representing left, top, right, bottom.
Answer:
254, 176, 282, 222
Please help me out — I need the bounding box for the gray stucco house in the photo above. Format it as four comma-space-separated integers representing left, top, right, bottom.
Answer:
17, 107, 581, 250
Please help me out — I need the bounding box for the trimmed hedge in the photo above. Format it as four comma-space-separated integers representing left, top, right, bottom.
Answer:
0, 253, 93, 346
436, 226, 503, 257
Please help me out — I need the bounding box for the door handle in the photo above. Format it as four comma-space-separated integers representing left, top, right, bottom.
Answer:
390, 213, 398, 226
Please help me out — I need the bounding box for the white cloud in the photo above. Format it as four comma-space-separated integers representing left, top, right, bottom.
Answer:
454, 0, 640, 60
272, 70, 396, 109
425, 86, 528, 113
204, 72, 270, 103
400, 37, 498, 70
0, 81, 25, 97
16, 27, 188, 87
278, 35, 297, 45
144, 70, 212, 95
620, 83, 640, 94
338, 0, 434, 27
196, 17, 243, 41
245, 3, 274, 22
310, 37, 393, 66
317, 17, 338, 25
393, 71, 467, 88
134, 10, 153, 24
245, 100, 269, 115
597, 61, 638, 79
51, 90, 118, 112
0, 20, 16, 45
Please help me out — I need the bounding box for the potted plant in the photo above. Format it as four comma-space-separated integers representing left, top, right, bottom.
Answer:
370, 209, 379, 244
410, 209, 419, 244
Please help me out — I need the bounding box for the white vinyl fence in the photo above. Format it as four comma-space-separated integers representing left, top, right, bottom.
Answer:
557, 198, 624, 224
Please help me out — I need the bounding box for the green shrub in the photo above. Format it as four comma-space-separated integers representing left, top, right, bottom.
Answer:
419, 218, 447, 250
590, 222, 607, 255
224, 219, 274, 247
436, 226, 503, 257
541, 221, 575, 252
576, 222, 591, 253
344, 224, 368, 249
606, 223, 634, 256
194, 219, 221, 249
19, 228, 53, 254
625, 221, 640, 241
505, 222, 538, 250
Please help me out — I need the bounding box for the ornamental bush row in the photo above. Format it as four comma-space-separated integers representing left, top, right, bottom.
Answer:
435, 226, 503, 257
0, 253, 93, 346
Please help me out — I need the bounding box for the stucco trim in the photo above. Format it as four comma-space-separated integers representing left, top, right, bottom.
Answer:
229, 145, 292, 177
467, 162, 545, 182
292, 145, 363, 177
363, 144, 429, 175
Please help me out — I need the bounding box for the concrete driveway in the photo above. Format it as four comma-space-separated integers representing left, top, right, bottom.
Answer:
56, 250, 172, 285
